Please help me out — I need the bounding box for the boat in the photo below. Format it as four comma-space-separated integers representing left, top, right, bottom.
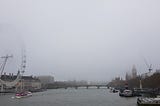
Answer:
119, 89, 133, 97
109, 88, 119, 93
15, 91, 32, 99
137, 97, 160, 106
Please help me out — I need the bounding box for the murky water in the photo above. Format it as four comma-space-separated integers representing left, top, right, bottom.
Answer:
0, 88, 137, 106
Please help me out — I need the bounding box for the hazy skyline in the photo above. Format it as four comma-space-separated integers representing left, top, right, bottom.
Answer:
0, 0, 160, 81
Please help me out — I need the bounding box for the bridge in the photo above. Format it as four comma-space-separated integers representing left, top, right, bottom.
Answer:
47, 83, 109, 89
66, 84, 109, 89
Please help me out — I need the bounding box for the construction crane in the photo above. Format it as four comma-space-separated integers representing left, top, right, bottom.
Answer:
139, 58, 153, 89
143, 58, 153, 72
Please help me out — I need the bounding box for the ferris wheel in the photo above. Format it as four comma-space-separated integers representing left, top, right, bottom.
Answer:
0, 53, 26, 91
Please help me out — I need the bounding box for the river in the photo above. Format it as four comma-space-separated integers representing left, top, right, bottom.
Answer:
0, 88, 137, 106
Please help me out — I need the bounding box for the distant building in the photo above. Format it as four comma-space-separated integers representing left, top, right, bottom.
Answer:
20, 76, 42, 91
156, 69, 160, 73
0, 73, 42, 91
132, 65, 137, 78
125, 65, 137, 80
115, 77, 120, 81
141, 72, 154, 79
125, 72, 132, 80
37, 75, 54, 85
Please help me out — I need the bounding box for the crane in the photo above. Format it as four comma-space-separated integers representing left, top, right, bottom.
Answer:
143, 58, 152, 72
139, 58, 153, 89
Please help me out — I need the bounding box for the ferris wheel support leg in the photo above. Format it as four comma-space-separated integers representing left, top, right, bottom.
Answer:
1, 84, 4, 94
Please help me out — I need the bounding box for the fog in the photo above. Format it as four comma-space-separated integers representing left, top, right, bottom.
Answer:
0, 0, 160, 81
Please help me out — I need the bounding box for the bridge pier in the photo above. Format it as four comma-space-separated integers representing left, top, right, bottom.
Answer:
86, 86, 89, 89
97, 86, 100, 89
75, 86, 78, 89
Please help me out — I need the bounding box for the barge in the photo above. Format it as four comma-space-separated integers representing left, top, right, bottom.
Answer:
137, 97, 160, 106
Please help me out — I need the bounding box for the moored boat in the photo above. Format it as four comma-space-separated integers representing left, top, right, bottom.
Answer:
119, 89, 133, 97
109, 88, 119, 93
137, 97, 160, 106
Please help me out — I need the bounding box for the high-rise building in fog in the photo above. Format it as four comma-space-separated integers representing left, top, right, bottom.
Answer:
132, 65, 137, 78
125, 72, 131, 80
125, 65, 137, 80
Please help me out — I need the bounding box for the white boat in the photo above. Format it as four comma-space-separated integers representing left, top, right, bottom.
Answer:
15, 91, 32, 99
109, 88, 119, 93
119, 89, 133, 97
137, 97, 160, 106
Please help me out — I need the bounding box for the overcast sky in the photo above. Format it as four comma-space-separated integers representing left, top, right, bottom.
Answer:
0, 0, 160, 81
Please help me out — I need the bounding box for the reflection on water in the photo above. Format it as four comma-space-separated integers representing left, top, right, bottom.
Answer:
0, 89, 137, 106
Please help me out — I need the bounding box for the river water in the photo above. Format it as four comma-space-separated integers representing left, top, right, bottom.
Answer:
0, 88, 137, 106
